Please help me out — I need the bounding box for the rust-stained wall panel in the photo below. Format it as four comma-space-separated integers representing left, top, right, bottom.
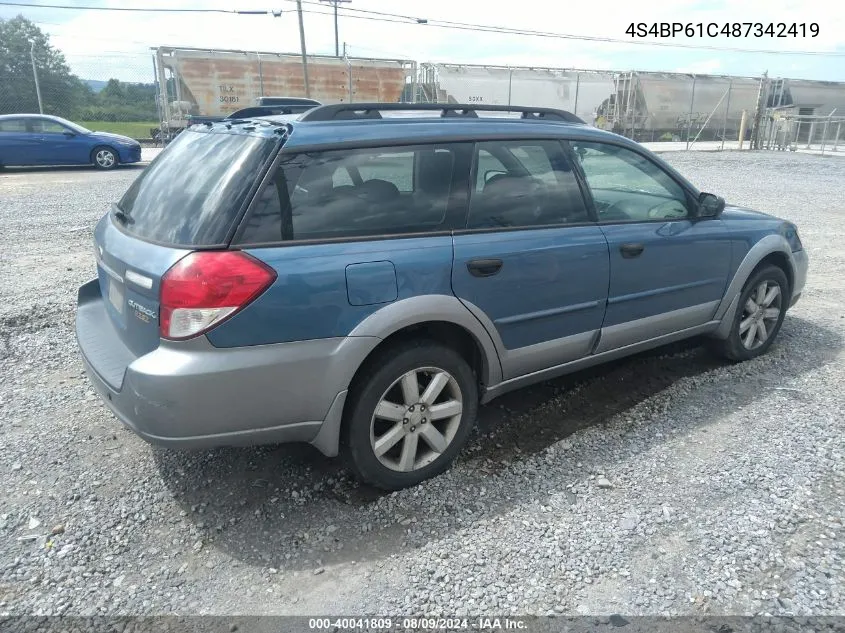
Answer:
161, 48, 409, 116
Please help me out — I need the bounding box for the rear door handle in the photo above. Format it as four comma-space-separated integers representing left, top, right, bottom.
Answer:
467, 258, 503, 277
620, 243, 645, 258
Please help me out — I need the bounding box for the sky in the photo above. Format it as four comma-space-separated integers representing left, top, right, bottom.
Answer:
2, 0, 844, 83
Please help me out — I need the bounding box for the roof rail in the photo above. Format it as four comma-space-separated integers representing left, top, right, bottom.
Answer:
298, 102, 584, 124
225, 104, 317, 119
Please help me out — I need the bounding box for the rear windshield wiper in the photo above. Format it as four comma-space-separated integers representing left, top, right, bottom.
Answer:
112, 206, 134, 225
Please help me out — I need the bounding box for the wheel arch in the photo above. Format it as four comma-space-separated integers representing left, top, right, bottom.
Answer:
753, 251, 793, 297
347, 295, 503, 389
308, 296, 502, 458
711, 235, 795, 339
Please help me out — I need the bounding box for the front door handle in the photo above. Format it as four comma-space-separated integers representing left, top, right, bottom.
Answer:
620, 243, 645, 259
467, 258, 504, 277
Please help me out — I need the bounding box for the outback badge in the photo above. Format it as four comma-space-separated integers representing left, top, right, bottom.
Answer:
127, 299, 157, 324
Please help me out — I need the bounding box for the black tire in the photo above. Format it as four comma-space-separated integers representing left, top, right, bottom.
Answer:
344, 340, 478, 490
91, 146, 118, 170
710, 264, 789, 362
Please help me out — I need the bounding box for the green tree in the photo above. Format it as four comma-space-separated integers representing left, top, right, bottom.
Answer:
76, 78, 158, 122
0, 15, 90, 116
99, 78, 126, 102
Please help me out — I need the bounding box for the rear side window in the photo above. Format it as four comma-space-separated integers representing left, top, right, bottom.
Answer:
0, 119, 26, 132
467, 140, 589, 229
237, 143, 469, 244
116, 129, 278, 246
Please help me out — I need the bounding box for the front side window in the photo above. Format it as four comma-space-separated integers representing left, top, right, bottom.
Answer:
32, 119, 69, 134
237, 143, 467, 243
570, 141, 690, 222
467, 140, 589, 229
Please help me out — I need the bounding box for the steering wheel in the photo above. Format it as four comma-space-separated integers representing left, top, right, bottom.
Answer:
596, 199, 634, 221
647, 200, 688, 220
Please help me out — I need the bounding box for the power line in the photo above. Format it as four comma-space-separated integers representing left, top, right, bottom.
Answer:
4, 0, 845, 57
291, 3, 845, 57
0, 1, 269, 13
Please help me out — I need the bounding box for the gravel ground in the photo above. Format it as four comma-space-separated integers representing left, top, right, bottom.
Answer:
0, 152, 843, 619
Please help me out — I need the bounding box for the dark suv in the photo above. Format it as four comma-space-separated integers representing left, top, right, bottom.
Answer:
75, 103, 808, 490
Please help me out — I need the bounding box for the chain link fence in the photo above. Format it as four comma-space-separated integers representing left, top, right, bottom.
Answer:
758, 113, 845, 154
4, 48, 845, 151
0, 51, 157, 140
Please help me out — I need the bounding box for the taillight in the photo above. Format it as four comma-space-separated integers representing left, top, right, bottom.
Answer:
160, 251, 276, 340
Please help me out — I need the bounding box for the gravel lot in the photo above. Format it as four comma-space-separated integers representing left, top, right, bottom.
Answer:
0, 152, 843, 619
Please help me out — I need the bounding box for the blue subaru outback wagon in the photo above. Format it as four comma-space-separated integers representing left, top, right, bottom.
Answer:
75, 103, 808, 490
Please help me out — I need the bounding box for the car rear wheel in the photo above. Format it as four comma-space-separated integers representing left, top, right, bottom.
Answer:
345, 340, 478, 490
92, 147, 118, 170
711, 264, 788, 361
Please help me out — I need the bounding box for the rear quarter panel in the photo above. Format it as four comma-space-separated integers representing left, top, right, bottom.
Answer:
206, 236, 455, 347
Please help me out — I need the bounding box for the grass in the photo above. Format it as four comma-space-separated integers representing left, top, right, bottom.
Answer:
77, 121, 157, 139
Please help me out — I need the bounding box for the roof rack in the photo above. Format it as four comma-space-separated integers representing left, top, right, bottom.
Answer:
298, 102, 584, 124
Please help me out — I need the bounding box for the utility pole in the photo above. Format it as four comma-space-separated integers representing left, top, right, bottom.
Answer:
320, 0, 350, 57
296, 0, 311, 98
29, 40, 43, 114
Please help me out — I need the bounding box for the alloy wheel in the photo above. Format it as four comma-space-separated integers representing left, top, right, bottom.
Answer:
96, 149, 116, 169
739, 280, 782, 350
369, 366, 464, 472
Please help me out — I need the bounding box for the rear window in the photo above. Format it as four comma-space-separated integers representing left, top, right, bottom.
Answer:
116, 129, 278, 246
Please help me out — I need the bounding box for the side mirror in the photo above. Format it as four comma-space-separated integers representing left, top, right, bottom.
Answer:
697, 192, 725, 218
63, 131, 76, 138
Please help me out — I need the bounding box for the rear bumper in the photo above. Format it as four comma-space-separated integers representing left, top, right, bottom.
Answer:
75, 279, 375, 453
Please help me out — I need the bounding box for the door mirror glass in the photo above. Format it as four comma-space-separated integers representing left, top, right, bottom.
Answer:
698, 192, 725, 218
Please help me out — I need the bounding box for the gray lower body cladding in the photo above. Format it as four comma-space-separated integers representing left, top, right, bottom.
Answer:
76, 279, 375, 452
76, 243, 808, 455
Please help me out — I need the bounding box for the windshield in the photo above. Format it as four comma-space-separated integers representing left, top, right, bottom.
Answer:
116, 128, 279, 246
63, 119, 91, 134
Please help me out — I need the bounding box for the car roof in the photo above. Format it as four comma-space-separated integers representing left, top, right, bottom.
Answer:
0, 113, 64, 121
187, 102, 646, 155
256, 96, 322, 105
270, 116, 634, 152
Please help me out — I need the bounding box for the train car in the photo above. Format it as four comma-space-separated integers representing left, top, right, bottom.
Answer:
618, 73, 761, 141
152, 46, 414, 141
424, 64, 845, 144
429, 64, 615, 126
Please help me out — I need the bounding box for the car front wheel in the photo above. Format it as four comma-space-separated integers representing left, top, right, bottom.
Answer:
712, 264, 789, 361
92, 147, 118, 170
345, 340, 478, 490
